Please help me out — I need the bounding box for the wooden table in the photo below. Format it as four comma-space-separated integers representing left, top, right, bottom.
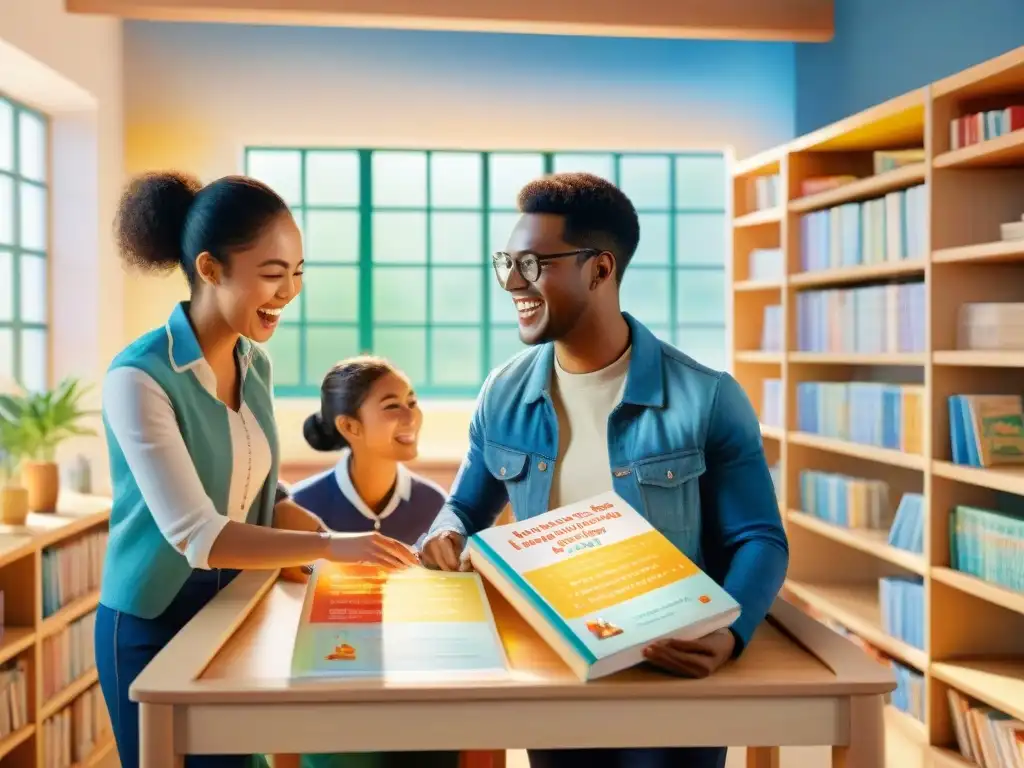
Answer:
130, 571, 895, 768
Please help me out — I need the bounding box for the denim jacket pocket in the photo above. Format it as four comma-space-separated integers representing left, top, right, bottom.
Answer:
483, 442, 531, 515
634, 449, 706, 544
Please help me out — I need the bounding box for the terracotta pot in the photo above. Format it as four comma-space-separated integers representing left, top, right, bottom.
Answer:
21, 461, 60, 513
0, 485, 29, 526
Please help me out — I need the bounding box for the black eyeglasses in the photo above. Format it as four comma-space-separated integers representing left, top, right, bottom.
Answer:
491, 249, 599, 288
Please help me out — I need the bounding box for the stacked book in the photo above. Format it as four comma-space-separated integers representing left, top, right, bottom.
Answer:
887, 493, 925, 556
890, 662, 926, 722
798, 469, 893, 529
761, 305, 783, 352
796, 381, 925, 454
948, 394, 1024, 468
947, 687, 1023, 766
873, 149, 925, 174
879, 575, 925, 650
41, 610, 97, 702
42, 683, 112, 768
796, 281, 925, 354
746, 173, 781, 212
959, 302, 1024, 351
748, 247, 784, 282
42, 528, 108, 619
949, 106, 1024, 151
761, 379, 783, 428
949, 503, 1024, 593
0, 659, 28, 740
798, 184, 927, 272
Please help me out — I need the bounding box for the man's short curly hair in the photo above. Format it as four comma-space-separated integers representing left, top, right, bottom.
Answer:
517, 172, 640, 283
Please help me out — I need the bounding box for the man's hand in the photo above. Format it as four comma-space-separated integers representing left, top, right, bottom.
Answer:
420, 530, 470, 571
643, 628, 736, 678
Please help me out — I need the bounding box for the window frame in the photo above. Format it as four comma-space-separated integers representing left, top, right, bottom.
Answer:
244, 147, 727, 399
0, 92, 49, 392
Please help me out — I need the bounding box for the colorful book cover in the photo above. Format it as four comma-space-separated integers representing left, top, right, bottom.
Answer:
290, 562, 509, 682
467, 491, 741, 680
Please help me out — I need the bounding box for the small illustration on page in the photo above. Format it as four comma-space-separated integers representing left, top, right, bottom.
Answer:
585, 618, 624, 640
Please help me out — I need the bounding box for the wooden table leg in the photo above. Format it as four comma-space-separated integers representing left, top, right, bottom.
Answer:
746, 747, 780, 768
139, 702, 183, 768
832, 695, 884, 768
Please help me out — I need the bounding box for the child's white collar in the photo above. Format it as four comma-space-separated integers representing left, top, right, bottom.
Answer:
333, 448, 412, 529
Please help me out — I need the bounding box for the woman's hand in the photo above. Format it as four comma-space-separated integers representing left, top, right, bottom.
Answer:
325, 531, 420, 569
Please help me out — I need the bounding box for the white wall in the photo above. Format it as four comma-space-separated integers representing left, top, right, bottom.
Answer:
0, 0, 123, 490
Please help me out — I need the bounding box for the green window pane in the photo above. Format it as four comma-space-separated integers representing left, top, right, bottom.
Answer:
675, 155, 726, 210
620, 267, 670, 326
552, 153, 614, 181
431, 328, 482, 386
648, 325, 673, 346
431, 212, 483, 265
373, 212, 427, 264
0, 100, 12, 171
676, 213, 726, 266
489, 326, 525, 370
631, 213, 670, 266
489, 272, 517, 324
18, 110, 47, 183
20, 254, 46, 324
430, 153, 482, 209
305, 150, 360, 206
0, 250, 10, 321
676, 268, 725, 324
372, 266, 426, 323
619, 155, 670, 211
372, 151, 427, 208
431, 267, 482, 324
264, 324, 301, 387
489, 154, 544, 210
676, 327, 727, 371
247, 149, 302, 206
373, 328, 426, 388
0, 176, 13, 245
305, 325, 361, 384
488, 212, 520, 254
20, 327, 47, 392
305, 210, 359, 263
19, 183, 46, 251
304, 264, 359, 323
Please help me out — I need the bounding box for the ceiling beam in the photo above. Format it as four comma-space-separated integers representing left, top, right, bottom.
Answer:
66, 0, 834, 42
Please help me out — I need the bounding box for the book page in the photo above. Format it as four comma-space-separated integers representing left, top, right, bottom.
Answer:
291, 563, 509, 681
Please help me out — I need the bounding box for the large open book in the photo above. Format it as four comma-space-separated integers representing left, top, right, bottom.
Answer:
467, 491, 741, 681
290, 562, 509, 682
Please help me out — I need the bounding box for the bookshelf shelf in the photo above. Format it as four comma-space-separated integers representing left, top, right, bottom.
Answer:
788, 162, 927, 213
732, 45, 1024, 765
760, 424, 784, 441
732, 207, 782, 228
0, 493, 111, 768
733, 279, 782, 292
786, 511, 927, 575
733, 351, 783, 364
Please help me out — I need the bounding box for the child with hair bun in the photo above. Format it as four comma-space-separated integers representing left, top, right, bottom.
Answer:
290, 356, 458, 768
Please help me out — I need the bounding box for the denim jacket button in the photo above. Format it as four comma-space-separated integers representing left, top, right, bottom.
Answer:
538, 461, 548, 471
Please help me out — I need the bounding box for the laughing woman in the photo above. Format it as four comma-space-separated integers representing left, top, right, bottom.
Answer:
96, 173, 418, 768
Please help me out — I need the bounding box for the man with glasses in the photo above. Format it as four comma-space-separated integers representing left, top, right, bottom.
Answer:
420, 172, 788, 768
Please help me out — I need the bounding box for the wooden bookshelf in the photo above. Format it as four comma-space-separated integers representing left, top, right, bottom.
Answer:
731, 44, 1024, 767
0, 492, 114, 768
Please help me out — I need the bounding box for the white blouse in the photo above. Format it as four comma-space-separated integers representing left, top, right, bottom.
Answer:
103, 357, 272, 570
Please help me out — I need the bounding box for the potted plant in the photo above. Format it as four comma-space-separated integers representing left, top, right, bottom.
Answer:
0, 401, 30, 525
0, 377, 97, 513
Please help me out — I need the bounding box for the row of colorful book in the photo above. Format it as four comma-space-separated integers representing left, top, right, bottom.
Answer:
949, 394, 1024, 468
796, 152, 925, 201
42, 683, 111, 768
795, 381, 924, 454
798, 184, 927, 273
958, 302, 1024, 351
887, 493, 925, 556
761, 378, 782, 429
744, 173, 781, 213
0, 658, 28, 740
879, 575, 925, 651
949, 107, 1024, 151
760, 305, 783, 352
748, 247, 783, 283
795, 281, 925, 354
950, 503, 1024, 594
41, 609, 96, 703
41, 529, 108, 619
947, 686, 1024, 768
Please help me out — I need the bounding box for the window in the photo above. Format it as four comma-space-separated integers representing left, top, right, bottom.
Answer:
0, 95, 49, 392
246, 148, 727, 398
